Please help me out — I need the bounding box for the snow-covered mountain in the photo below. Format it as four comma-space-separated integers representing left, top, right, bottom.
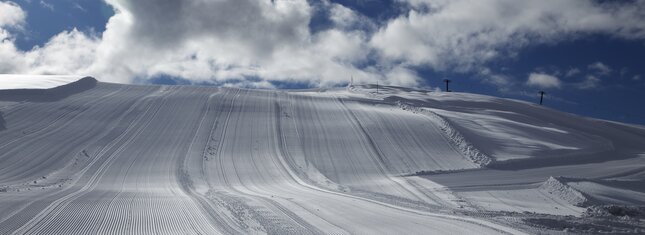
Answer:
1, 76, 644, 234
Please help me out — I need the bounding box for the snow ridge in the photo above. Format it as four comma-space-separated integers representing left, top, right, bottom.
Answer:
539, 176, 588, 207
396, 101, 493, 167
0, 76, 97, 102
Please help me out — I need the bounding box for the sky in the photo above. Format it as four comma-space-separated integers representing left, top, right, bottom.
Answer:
1, 0, 644, 125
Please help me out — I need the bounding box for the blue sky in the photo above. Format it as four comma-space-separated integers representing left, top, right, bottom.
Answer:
1, 0, 645, 125
11, 0, 112, 50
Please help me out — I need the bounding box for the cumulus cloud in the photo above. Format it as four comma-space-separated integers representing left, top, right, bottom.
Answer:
1, 1, 99, 76
0, 1, 98, 76
0, 1, 25, 27
1, 1, 26, 72
1, 28, 99, 76
0, 0, 389, 86
24, 29, 99, 75
2, 0, 645, 88
86, 0, 400, 86
373, 0, 645, 72
526, 73, 561, 89
384, 66, 421, 87
328, 3, 376, 31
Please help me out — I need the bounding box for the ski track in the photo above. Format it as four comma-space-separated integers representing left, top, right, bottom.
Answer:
0, 82, 552, 234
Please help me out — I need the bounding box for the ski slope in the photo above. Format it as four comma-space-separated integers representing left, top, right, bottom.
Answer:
1, 77, 644, 234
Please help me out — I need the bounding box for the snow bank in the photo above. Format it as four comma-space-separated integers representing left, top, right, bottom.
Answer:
539, 177, 588, 207
568, 179, 645, 206
458, 188, 585, 216
584, 205, 645, 219
0, 75, 84, 90
396, 101, 493, 167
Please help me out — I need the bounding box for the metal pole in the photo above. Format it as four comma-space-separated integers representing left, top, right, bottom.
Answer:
539, 91, 545, 105
376, 81, 379, 94
443, 79, 451, 92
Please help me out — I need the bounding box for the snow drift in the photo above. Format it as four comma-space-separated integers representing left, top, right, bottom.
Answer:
0, 76, 95, 102
539, 176, 589, 207
0, 75, 85, 90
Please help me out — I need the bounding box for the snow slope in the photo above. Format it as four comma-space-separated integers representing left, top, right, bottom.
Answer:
0, 75, 84, 90
0, 79, 644, 234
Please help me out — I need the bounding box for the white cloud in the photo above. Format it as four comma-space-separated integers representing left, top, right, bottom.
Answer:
588, 61, 612, 76
479, 68, 513, 88
314, 29, 369, 64
0, 1, 25, 27
384, 66, 421, 87
0, 0, 391, 87
24, 29, 99, 75
328, 2, 376, 32
526, 73, 561, 89
565, 68, 581, 77
0, 3, 98, 76
373, 0, 645, 72
633, 75, 641, 81
576, 75, 601, 90
83, 0, 409, 86
0, 28, 99, 76
2, 0, 645, 89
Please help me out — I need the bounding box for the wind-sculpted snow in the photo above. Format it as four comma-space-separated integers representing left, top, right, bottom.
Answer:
0, 81, 644, 234
395, 101, 492, 167
0, 75, 84, 91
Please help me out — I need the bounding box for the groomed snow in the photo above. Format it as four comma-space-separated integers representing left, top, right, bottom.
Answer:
0, 80, 644, 234
0, 75, 84, 90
